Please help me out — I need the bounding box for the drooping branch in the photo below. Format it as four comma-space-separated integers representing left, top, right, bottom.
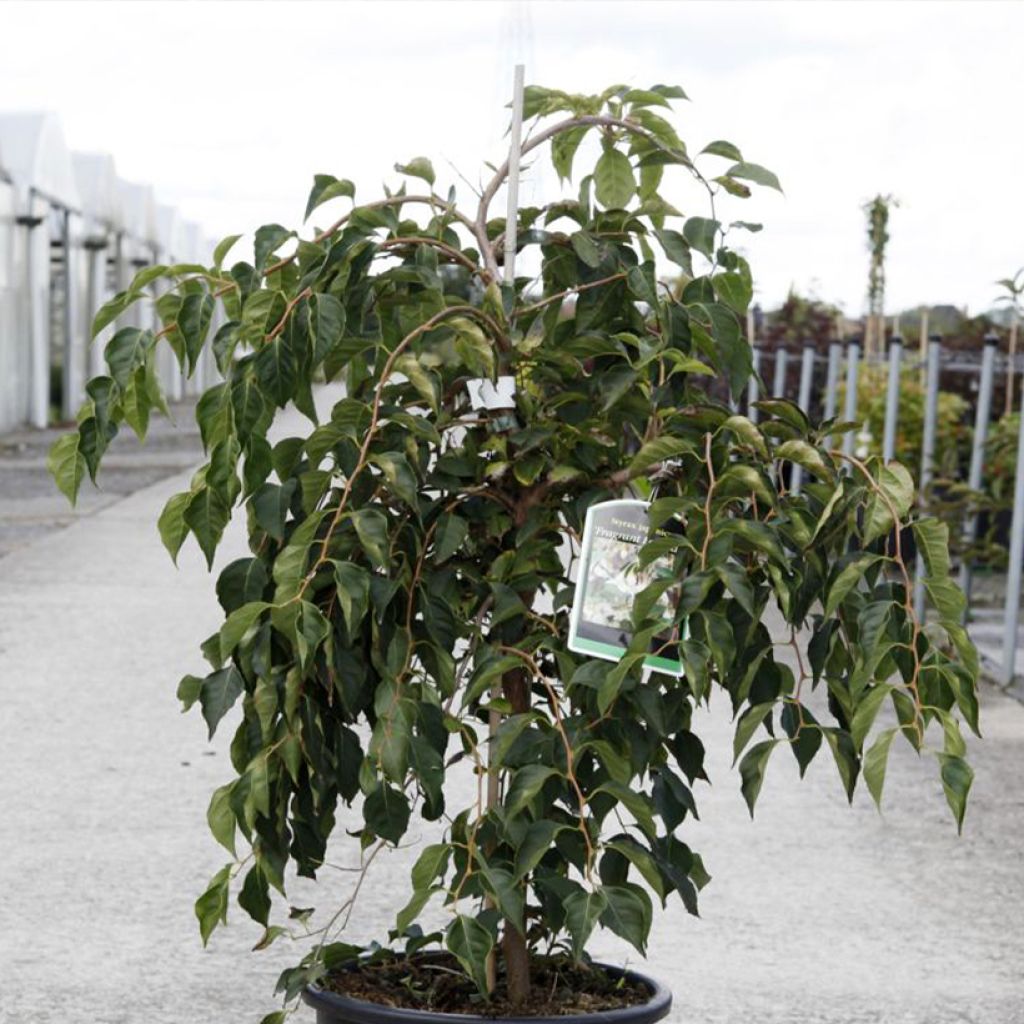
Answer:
474, 112, 707, 283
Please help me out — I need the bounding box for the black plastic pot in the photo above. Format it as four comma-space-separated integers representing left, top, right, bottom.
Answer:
303, 964, 672, 1024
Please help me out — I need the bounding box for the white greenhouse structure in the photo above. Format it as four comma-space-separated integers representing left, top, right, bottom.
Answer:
0, 111, 215, 433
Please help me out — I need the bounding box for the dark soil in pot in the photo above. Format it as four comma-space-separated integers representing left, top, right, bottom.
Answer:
303, 953, 672, 1023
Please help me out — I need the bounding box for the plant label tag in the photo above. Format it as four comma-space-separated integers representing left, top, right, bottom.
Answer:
568, 499, 685, 677
466, 376, 516, 411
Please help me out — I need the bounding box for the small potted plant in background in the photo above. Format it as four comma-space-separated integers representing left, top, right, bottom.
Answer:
52, 82, 979, 1024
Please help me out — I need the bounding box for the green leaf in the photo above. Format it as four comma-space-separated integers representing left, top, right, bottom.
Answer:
551, 126, 588, 182
199, 666, 245, 739
628, 436, 692, 476
334, 561, 371, 634
177, 293, 215, 375
254, 224, 294, 271
712, 270, 752, 316
434, 513, 468, 563
913, 518, 951, 579
350, 509, 389, 568
195, 864, 231, 946
91, 290, 133, 339
206, 783, 236, 856
564, 888, 607, 961
850, 684, 891, 750
304, 174, 356, 221
105, 327, 150, 389
825, 554, 880, 617
184, 486, 231, 569
177, 674, 203, 711
823, 729, 860, 803
411, 843, 451, 892
252, 481, 296, 542
394, 157, 435, 186
722, 415, 769, 460
506, 764, 558, 817
725, 161, 783, 192
682, 217, 719, 258
272, 510, 327, 588
238, 865, 271, 927
739, 739, 777, 815
594, 148, 636, 208
256, 335, 297, 408
700, 140, 743, 161
371, 451, 419, 507
938, 753, 973, 833
571, 231, 602, 268
446, 915, 493, 996
213, 234, 242, 269
363, 784, 410, 844
654, 229, 693, 273
220, 601, 270, 660
776, 440, 832, 482
863, 726, 897, 809
733, 703, 774, 765
514, 820, 565, 879
863, 462, 915, 545
47, 433, 86, 505
599, 884, 652, 955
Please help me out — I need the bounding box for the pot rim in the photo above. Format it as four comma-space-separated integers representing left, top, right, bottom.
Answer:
302, 960, 672, 1024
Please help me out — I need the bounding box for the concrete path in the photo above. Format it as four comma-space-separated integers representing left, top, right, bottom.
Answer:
2, 399, 1023, 1024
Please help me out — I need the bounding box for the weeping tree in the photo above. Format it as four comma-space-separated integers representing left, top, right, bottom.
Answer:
50, 83, 979, 1019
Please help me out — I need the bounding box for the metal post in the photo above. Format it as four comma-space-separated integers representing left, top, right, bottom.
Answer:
821, 339, 842, 447
748, 344, 762, 423
841, 336, 861, 461
913, 335, 942, 619
882, 334, 903, 463
959, 334, 998, 614
84, 238, 109, 378
61, 209, 83, 422
1001, 393, 1024, 685
791, 343, 816, 495
17, 208, 48, 429
503, 63, 525, 284
772, 347, 788, 398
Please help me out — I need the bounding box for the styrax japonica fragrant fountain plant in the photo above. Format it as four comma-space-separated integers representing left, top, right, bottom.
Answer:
51, 83, 979, 1024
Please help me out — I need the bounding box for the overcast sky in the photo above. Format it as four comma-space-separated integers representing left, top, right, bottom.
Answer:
1, 0, 1020, 317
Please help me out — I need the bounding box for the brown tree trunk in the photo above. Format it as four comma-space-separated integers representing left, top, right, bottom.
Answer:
501, 662, 532, 1006
503, 923, 531, 1007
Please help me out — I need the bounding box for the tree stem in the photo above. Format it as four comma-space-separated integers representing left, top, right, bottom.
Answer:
503, 922, 531, 1007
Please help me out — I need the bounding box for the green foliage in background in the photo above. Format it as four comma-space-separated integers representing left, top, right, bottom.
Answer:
844, 366, 970, 475
51, 83, 979, 1019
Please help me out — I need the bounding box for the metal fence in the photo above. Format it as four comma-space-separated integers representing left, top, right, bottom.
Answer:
745, 332, 1023, 685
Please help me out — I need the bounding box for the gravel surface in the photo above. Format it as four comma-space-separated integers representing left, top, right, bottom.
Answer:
1, 393, 1022, 1024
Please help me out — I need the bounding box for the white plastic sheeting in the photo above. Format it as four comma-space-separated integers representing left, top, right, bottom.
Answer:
0, 113, 214, 432
0, 113, 82, 426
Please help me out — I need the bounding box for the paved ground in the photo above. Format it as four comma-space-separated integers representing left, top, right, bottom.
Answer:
1, 397, 1023, 1024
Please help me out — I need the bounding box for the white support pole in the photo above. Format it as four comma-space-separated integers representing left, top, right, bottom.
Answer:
20, 205, 49, 429
882, 334, 903, 463
61, 210, 83, 421
1001, 394, 1024, 686
841, 337, 861, 462
503, 64, 525, 285
85, 239, 109, 379
913, 336, 942, 620
959, 334, 998, 613
772, 347, 788, 398
791, 343, 816, 495
748, 345, 762, 423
